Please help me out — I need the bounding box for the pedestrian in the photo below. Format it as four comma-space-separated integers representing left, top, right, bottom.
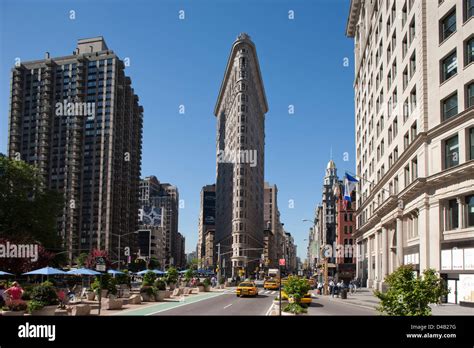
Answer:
349, 280, 354, 294
5, 281, 24, 301
353, 278, 358, 293
329, 280, 335, 297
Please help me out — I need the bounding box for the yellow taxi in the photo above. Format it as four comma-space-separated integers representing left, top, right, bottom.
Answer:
281, 290, 313, 304
236, 281, 258, 297
263, 279, 279, 290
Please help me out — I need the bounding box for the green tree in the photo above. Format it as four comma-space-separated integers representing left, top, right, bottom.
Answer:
0, 156, 63, 249
75, 253, 89, 267
165, 267, 179, 284
148, 257, 161, 270
375, 265, 449, 316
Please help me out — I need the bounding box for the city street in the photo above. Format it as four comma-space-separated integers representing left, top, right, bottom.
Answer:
152, 288, 276, 315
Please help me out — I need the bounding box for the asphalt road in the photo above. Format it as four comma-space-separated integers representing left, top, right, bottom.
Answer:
307, 293, 377, 315
152, 288, 277, 316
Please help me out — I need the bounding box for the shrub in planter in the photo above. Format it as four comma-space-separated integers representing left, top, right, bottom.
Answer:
5, 299, 28, 312
91, 275, 117, 297
203, 278, 211, 291
283, 302, 307, 315
142, 271, 157, 286
154, 279, 166, 291
30, 282, 59, 306
140, 286, 156, 301
165, 267, 179, 288
27, 300, 45, 313
283, 276, 310, 304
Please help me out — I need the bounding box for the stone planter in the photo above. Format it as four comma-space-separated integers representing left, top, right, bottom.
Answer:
205, 285, 211, 292
2, 310, 25, 316
155, 290, 166, 302
86, 292, 95, 301
164, 290, 171, 298
168, 283, 176, 291
197, 285, 206, 293
31, 305, 58, 316
101, 289, 108, 298
140, 292, 154, 302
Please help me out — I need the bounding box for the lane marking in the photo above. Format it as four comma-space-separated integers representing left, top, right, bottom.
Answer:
223, 303, 233, 309
271, 291, 276, 295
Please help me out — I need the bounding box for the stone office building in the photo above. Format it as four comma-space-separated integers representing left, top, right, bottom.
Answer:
347, 0, 474, 303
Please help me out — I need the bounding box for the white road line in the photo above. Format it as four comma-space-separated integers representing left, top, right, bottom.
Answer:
265, 303, 274, 316
223, 304, 233, 309
271, 291, 276, 295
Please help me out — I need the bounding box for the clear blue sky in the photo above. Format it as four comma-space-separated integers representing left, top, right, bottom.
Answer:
0, 0, 355, 259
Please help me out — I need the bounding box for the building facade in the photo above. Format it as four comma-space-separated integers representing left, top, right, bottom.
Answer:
335, 182, 357, 282
347, 0, 474, 302
7, 37, 143, 262
264, 182, 283, 269
214, 33, 268, 277
197, 184, 216, 267
139, 176, 181, 268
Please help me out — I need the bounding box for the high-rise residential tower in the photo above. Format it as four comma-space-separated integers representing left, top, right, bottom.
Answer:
197, 184, 216, 268
347, 0, 474, 302
8, 37, 143, 262
214, 33, 268, 277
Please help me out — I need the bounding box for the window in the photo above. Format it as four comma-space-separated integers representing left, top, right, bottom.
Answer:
470, 128, 474, 160
466, 37, 474, 65
411, 121, 417, 140
444, 135, 459, 168
404, 132, 410, 150
410, 52, 416, 77
467, 83, 474, 108
446, 199, 459, 230
441, 51, 458, 82
403, 68, 409, 90
466, 0, 474, 21
402, 2, 407, 26
440, 9, 456, 42
404, 165, 410, 186
402, 35, 408, 57
442, 93, 458, 120
409, 19, 416, 43
466, 195, 474, 227
410, 87, 417, 113
411, 157, 418, 180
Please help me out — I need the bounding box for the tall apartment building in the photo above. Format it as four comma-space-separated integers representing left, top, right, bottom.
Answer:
8, 37, 143, 262
284, 232, 298, 274
139, 176, 180, 267
347, 0, 474, 302
197, 184, 216, 267
214, 33, 268, 277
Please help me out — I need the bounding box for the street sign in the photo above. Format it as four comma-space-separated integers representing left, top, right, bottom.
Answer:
96, 264, 106, 272
279, 258, 285, 266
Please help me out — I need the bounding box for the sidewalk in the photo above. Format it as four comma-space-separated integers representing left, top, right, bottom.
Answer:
319, 288, 474, 315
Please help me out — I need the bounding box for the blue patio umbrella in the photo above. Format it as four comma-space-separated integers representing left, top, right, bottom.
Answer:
107, 269, 125, 277
23, 266, 67, 282
23, 266, 66, 276
66, 268, 101, 276
0, 271, 13, 276
136, 269, 165, 276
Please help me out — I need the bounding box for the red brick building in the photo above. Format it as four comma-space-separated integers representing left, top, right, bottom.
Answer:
335, 184, 356, 282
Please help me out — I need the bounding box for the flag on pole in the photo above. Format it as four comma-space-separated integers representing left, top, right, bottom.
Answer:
343, 173, 358, 202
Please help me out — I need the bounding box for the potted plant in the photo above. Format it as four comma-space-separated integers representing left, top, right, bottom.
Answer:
28, 282, 59, 316
281, 276, 310, 315
219, 277, 225, 289
165, 267, 179, 290
203, 278, 211, 292
154, 279, 167, 301
140, 286, 156, 302
2, 299, 27, 316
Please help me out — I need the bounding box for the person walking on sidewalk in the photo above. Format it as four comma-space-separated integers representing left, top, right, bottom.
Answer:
329, 280, 335, 297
